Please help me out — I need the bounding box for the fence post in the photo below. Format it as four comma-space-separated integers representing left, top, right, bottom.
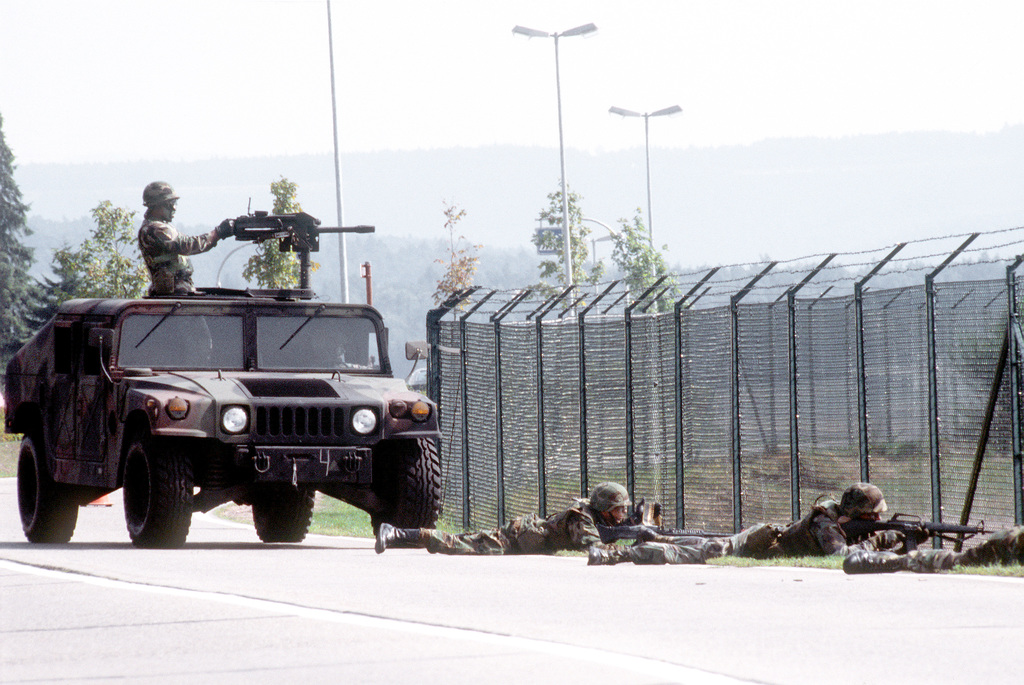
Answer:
490, 290, 532, 527
458, 290, 497, 529
624, 277, 666, 502
923, 235, 979, 542
526, 287, 575, 517
426, 289, 477, 406
571, 282, 620, 498
783, 255, 836, 520
1007, 256, 1024, 524
854, 243, 907, 481
730, 262, 777, 532
673, 268, 721, 526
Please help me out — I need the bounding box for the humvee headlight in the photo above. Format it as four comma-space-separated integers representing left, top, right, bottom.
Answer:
221, 406, 249, 434
409, 400, 431, 422
351, 408, 377, 435
166, 397, 190, 420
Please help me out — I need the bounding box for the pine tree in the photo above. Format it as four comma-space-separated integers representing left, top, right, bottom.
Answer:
0, 112, 39, 364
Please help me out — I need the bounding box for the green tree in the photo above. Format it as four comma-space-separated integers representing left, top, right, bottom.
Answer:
243, 177, 303, 288
0, 112, 40, 363
611, 209, 677, 312
432, 201, 481, 307
530, 187, 601, 292
51, 201, 147, 299
28, 257, 81, 331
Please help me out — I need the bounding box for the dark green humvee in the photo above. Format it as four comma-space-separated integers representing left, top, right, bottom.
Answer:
5, 294, 441, 548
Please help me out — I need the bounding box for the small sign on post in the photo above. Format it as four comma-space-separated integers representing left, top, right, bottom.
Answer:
535, 227, 563, 255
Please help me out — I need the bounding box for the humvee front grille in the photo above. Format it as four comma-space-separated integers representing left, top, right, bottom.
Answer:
254, 405, 346, 439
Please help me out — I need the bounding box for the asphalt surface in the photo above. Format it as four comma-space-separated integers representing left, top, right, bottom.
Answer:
2, 477, 1023, 685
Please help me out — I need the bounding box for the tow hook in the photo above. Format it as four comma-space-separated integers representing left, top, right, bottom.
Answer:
254, 452, 271, 473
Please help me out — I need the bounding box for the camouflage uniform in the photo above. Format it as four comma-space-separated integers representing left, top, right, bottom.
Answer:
138, 218, 218, 295
137, 181, 223, 296
376, 482, 629, 556
594, 483, 903, 566
417, 500, 611, 555
844, 526, 1024, 574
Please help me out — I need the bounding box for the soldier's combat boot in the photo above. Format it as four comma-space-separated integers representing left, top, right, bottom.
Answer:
375, 523, 424, 554
587, 546, 634, 566
843, 550, 908, 574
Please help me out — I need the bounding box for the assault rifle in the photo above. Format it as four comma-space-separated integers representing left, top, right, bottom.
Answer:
226, 211, 374, 292
842, 513, 987, 551
596, 523, 731, 545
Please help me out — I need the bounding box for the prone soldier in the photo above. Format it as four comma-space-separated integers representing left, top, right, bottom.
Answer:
588, 482, 906, 565
374, 482, 718, 559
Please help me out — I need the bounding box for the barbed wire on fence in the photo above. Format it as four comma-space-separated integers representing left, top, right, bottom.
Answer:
441, 224, 1024, 319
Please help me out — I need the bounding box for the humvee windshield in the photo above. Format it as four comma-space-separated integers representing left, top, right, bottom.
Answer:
118, 312, 381, 372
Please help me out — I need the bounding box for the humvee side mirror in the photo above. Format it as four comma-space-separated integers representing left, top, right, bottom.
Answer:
88, 327, 114, 355
405, 340, 428, 361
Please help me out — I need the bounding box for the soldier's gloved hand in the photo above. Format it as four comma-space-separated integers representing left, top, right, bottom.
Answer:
868, 529, 905, 552
215, 219, 235, 240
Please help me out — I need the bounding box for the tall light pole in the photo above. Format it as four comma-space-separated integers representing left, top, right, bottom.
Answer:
514, 22, 597, 288
326, 0, 348, 302
609, 105, 682, 244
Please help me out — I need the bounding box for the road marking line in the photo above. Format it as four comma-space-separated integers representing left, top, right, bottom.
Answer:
1, 558, 748, 684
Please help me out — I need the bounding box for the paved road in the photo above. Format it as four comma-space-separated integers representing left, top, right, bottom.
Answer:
2, 478, 1023, 685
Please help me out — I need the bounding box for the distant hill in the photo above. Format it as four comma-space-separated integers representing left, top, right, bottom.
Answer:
16, 130, 1024, 373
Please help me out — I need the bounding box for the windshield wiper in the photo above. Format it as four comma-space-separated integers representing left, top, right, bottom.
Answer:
135, 302, 182, 349
279, 304, 327, 350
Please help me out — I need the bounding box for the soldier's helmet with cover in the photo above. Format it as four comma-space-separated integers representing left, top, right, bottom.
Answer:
143, 181, 179, 208
840, 482, 887, 518
589, 482, 630, 512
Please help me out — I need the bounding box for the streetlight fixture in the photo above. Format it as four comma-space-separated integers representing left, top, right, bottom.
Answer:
609, 104, 682, 244
514, 22, 598, 287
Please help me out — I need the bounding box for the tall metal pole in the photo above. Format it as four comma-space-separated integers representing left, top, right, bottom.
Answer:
553, 35, 573, 288
643, 114, 653, 244
326, 0, 348, 303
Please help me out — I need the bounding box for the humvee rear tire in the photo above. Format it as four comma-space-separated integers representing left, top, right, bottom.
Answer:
252, 486, 315, 543
17, 435, 78, 543
371, 438, 442, 531
123, 435, 193, 548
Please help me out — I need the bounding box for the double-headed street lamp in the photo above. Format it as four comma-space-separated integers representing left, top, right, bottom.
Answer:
514, 22, 597, 288
609, 104, 682, 244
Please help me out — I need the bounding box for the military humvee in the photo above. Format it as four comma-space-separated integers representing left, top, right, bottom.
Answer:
4, 293, 442, 548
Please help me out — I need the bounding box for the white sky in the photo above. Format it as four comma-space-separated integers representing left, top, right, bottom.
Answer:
2, 0, 1023, 165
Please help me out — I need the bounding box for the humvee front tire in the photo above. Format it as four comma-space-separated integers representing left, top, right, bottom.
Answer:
17, 435, 78, 543
123, 435, 194, 548
371, 438, 442, 531
252, 486, 315, 543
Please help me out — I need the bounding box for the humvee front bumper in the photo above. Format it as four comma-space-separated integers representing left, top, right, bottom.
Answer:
238, 445, 373, 486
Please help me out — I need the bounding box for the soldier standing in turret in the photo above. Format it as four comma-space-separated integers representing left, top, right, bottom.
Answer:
137, 181, 233, 296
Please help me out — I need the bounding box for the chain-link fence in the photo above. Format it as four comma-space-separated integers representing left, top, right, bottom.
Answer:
427, 234, 1024, 538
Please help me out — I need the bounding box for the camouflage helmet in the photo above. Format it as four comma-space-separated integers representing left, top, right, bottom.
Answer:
840, 482, 887, 518
589, 482, 630, 512
143, 181, 179, 207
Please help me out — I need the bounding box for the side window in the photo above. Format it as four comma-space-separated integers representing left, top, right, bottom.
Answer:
54, 325, 73, 374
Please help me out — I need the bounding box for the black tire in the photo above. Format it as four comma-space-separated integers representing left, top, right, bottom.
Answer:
371, 438, 442, 531
252, 486, 315, 543
122, 435, 194, 548
17, 435, 78, 543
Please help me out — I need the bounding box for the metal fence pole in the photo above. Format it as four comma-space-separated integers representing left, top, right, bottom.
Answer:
458, 290, 497, 529
1008, 256, 1024, 524
730, 262, 777, 532
673, 268, 720, 526
854, 243, 906, 481
490, 290, 532, 527
624, 277, 666, 501
924, 235, 978, 542
527, 287, 574, 517
784, 255, 836, 520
